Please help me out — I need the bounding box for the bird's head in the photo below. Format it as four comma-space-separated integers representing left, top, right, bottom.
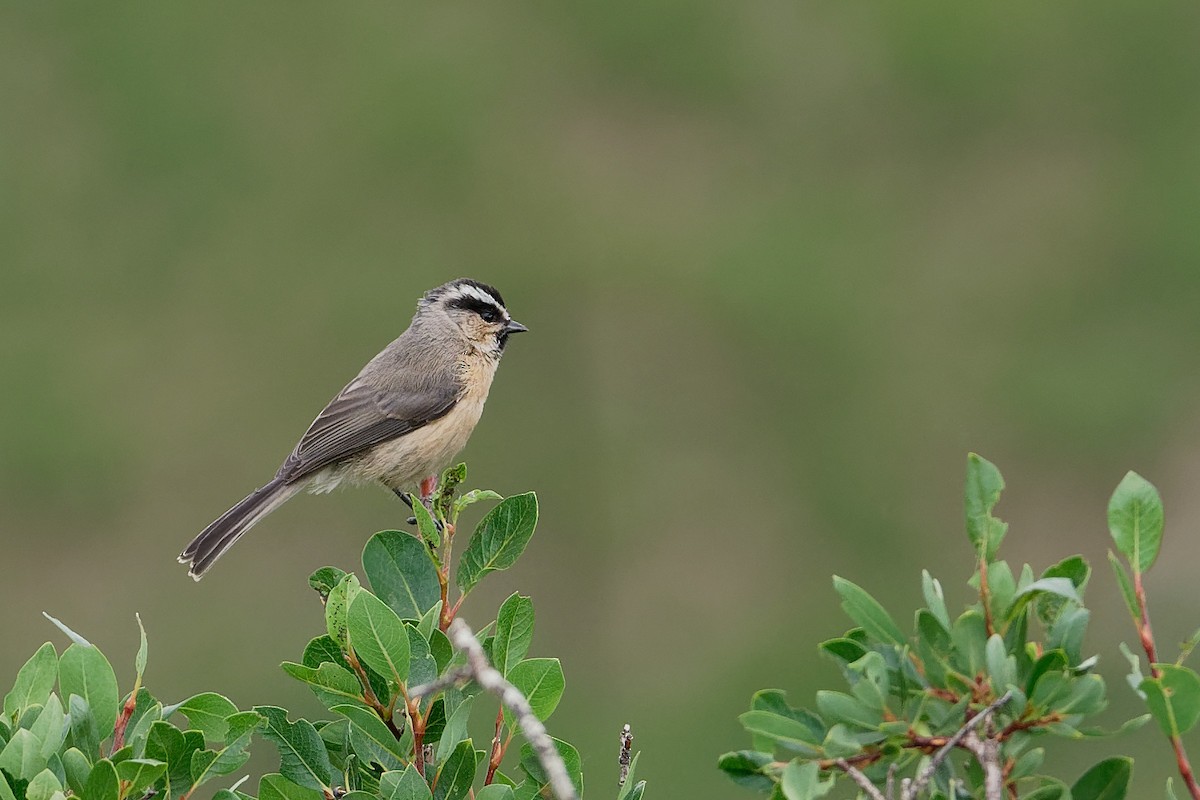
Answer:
419, 278, 528, 358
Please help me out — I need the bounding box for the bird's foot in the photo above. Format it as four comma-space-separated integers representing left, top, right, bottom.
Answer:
394, 487, 443, 531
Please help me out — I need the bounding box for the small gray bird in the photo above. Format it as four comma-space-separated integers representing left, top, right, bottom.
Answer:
179, 278, 526, 580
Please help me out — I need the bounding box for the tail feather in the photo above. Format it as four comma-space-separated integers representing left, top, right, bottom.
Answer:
180, 478, 300, 580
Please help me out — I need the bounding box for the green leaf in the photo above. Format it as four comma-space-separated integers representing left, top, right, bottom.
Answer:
718, 750, 774, 792
435, 463, 468, 518
737, 711, 821, 755
124, 691, 161, 758
477, 786, 516, 800
505, 659, 564, 723
61, 748, 90, 795
1141, 664, 1200, 736
821, 723, 861, 757
115, 758, 166, 795
493, 594, 535, 677
453, 489, 503, 516
331, 705, 405, 768
1048, 607, 1090, 665
259, 772, 325, 800
986, 634, 1016, 692
1058, 674, 1108, 715
28, 697, 66, 768
965, 453, 1008, 559
144, 721, 205, 799
815, 691, 882, 730
1013, 577, 1082, 606
951, 609, 988, 676
82, 758, 118, 800
176, 692, 238, 741
456, 493, 539, 594
404, 625, 438, 689
308, 567, 348, 598
253, 706, 333, 791
1108, 471, 1164, 573
0, 729, 46, 780
24, 768, 62, 800
282, 661, 366, 709
435, 696, 474, 765
379, 765, 432, 800
432, 739, 476, 800
780, 759, 834, 800
3, 644, 57, 721
301, 635, 345, 669
325, 574, 361, 651
747, 691, 824, 754
41, 613, 91, 647
123, 621, 143, 693
848, 653, 889, 712
65, 695, 99, 761
921, 571, 950, 630
411, 499, 441, 549
1119, 642, 1146, 697
1108, 551, 1139, 623
348, 591, 411, 686
1072, 756, 1132, 800
1025, 779, 1072, 800
363, 531, 442, 622
191, 711, 260, 786
832, 577, 905, 645
58, 644, 119, 739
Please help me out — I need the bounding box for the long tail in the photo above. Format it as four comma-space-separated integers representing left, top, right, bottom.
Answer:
179, 478, 301, 580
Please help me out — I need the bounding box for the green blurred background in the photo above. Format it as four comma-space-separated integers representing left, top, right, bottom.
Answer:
5, 2, 1200, 796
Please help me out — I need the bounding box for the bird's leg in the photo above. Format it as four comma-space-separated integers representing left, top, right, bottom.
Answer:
395, 479, 442, 530
419, 475, 438, 516
393, 488, 421, 526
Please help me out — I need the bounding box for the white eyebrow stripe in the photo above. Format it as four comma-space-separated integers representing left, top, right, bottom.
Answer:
449, 284, 507, 313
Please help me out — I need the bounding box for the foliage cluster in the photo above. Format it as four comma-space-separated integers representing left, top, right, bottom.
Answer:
0, 465, 647, 800
722, 454, 1200, 800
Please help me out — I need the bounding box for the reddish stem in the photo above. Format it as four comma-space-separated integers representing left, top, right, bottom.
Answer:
484, 707, 506, 784
110, 691, 138, 753
1134, 569, 1200, 800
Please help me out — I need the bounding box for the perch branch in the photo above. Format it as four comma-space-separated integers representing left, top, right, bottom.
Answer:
409, 618, 579, 800
903, 690, 1012, 800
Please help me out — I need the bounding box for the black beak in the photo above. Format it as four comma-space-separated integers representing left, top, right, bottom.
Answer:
503, 319, 529, 334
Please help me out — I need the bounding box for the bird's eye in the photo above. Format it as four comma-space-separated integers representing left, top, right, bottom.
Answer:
479, 308, 499, 323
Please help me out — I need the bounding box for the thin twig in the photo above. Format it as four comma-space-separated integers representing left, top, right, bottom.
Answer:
409, 619, 579, 800
835, 759, 887, 800
903, 690, 1012, 800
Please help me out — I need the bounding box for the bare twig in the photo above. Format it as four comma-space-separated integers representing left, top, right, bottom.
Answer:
408, 619, 579, 800
961, 731, 1003, 800
618, 724, 633, 786
835, 759, 887, 800
903, 690, 1012, 800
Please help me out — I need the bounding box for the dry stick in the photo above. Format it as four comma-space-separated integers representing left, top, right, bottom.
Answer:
903, 690, 1013, 800
618, 724, 634, 786
1134, 570, 1200, 800
961, 732, 1004, 800
835, 759, 887, 800
409, 619, 580, 800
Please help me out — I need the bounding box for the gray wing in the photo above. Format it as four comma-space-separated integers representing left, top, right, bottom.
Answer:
275, 376, 459, 484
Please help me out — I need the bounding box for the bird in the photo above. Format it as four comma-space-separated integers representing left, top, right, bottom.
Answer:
179, 278, 527, 580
